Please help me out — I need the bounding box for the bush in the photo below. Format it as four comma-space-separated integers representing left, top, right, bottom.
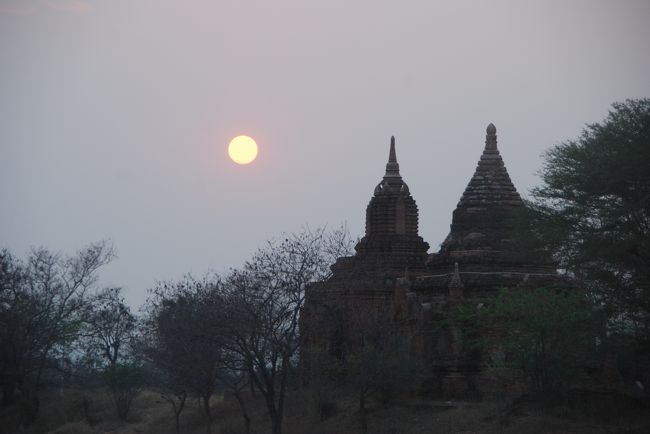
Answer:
102, 363, 145, 420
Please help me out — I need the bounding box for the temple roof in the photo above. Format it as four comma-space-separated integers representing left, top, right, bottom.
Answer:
331, 136, 429, 277
455, 123, 522, 210
438, 123, 524, 255
365, 136, 418, 237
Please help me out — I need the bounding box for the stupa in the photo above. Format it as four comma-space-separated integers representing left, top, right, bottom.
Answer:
301, 125, 573, 395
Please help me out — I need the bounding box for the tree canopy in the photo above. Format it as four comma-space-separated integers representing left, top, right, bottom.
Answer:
526, 98, 650, 346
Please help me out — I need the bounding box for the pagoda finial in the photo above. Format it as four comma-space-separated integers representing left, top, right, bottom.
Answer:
485, 123, 497, 151
384, 135, 400, 178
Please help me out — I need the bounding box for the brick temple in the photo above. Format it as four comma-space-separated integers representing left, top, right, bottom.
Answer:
301, 124, 572, 396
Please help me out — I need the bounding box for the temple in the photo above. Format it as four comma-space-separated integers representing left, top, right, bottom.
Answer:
329, 135, 429, 280
301, 124, 573, 396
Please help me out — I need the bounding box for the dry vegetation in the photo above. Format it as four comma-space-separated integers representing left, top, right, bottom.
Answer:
2, 386, 648, 434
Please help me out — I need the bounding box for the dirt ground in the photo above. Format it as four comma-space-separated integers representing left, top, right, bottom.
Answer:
1, 387, 648, 434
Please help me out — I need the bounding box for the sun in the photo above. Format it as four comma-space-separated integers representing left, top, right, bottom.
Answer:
228, 135, 258, 165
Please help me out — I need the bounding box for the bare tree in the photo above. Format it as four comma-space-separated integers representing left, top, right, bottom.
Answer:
0, 242, 114, 422
81, 286, 142, 420
144, 275, 224, 434
216, 225, 354, 434
83, 287, 137, 369
0, 249, 26, 407
160, 388, 187, 434
218, 357, 253, 434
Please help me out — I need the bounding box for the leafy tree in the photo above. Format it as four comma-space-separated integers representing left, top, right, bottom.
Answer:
484, 287, 598, 398
341, 306, 422, 434
524, 98, 650, 349
302, 349, 341, 421
305, 303, 423, 434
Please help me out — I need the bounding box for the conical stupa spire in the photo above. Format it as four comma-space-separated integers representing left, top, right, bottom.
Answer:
384, 136, 401, 178
439, 124, 524, 255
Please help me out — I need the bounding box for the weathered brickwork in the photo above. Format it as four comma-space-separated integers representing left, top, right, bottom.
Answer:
301, 124, 573, 396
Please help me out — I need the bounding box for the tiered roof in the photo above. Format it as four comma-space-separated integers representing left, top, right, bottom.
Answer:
438, 123, 524, 256
364, 136, 419, 237
330, 137, 429, 279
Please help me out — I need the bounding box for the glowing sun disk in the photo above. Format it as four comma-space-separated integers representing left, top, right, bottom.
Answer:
228, 135, 258, 165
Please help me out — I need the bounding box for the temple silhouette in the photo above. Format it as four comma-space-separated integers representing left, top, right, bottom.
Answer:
301, 124, 572, 396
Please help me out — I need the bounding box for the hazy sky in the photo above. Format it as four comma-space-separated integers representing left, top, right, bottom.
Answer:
2, 0, 649, 307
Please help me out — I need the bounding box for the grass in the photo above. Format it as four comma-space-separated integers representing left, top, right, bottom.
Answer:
0, 386, 648, 434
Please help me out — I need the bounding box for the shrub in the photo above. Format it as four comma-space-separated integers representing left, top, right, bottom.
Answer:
102, 363, 145, 420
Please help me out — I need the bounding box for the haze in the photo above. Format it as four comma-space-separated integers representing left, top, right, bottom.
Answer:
1, 0, 649, 307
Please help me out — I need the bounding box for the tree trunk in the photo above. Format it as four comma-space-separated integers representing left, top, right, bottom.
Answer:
276, 359, 289, 434
174, 412, 181, 434
264, 394, 282, 434
20, 386, 40, 426
202, 394, 212, 434
83, 395, 92, 425
271, 417, 282, 434
234, 391, 251, 434
174, 393, 186, 434
359, 390, 367, 434
249, 372, 256, 397
251, 369, 283, 434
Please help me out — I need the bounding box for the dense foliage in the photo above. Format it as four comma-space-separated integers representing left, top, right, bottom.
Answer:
486, 287, 599, 395
524, 98, 650, 354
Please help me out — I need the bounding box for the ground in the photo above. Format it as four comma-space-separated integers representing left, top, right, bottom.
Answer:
1, 387, 648, 434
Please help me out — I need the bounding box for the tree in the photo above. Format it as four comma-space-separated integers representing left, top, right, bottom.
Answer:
102, 362, 145, 421
0, 249, 25, 406
217, 225, 354, 434
144, 275, 225, 434
483, 287, 598, 399
83, 287, 137, 370
317, 304, 422, 434
81, 286, 141, 420
217, 357, 253, 434
0, 242, 114, 422
523, 99, 650, 362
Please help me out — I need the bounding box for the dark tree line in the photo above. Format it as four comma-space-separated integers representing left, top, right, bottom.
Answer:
518, 98, 650, 380
0, 242, 116, 420
0, 227, 356, 433
141, 225, 355, 434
